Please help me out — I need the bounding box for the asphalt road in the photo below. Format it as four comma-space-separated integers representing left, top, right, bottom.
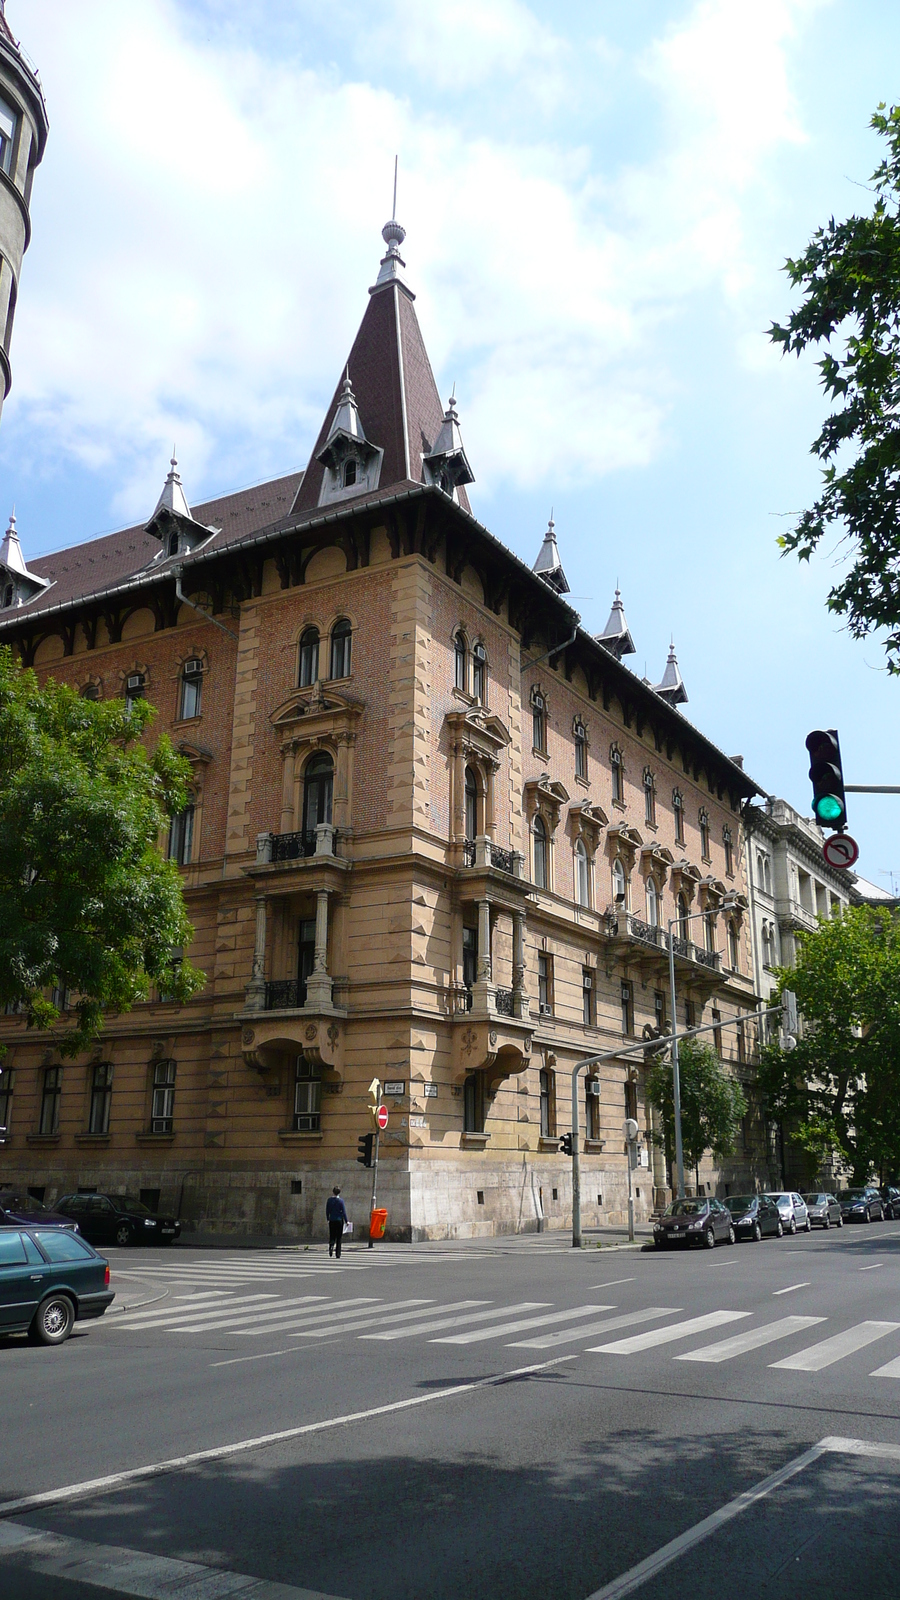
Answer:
3, 1223, 900, 1599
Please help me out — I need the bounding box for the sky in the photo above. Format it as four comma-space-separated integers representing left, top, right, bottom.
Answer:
3, 0, 900, 891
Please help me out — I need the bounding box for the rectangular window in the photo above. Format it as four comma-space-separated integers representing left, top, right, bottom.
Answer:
297, 917, 317, 1006
88, 1062, 113, 1135
624, 1080, 638, 1123
736, 1019, 746, 1063
151, 1059, 176, 1133
40, 1066, 62, 1136
462, 925, 477, 997
611, 754, 622, 804
574, 727, 587, 780
582, 968, 593, 1028
684, 998, 695, 1030
586, 1077, 600, 1141
654, 990, 666, 1032
538, 953, 552, 1014
463, 1070, 484, 1133
673, 799, 685, 846
620, 980, 633, 1035
724, 832, 734, 876
539, 1069, 553, 1138
293, 1059, 321, 1131
0, 96, 17, 175
0, 1064, 14, 1138
532, 693, 546, 752
179, 661, 203, 720
711, 1009, 722, 1054
51, 985, 69, 1012
140, 1188, 161, 1213
124, 674, 145, 712
168, 805, 194, 866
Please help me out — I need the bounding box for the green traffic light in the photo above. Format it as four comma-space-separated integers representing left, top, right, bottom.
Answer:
814, 795, 844, 824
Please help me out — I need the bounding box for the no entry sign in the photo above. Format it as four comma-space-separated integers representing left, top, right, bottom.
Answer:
822, 833, 859, 869
376, 1105, 389, 1131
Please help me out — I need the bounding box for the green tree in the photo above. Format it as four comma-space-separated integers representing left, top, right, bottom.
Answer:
758, 905, 900, 1183
769, 106, 900, 671
645, 1039, 747, 1181
0, 647, 204, 1056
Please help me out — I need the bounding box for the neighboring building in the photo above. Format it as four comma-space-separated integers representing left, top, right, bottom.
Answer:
0, 1, 47, 423
743, 797, 855, 1007
0, 220, 765, 1238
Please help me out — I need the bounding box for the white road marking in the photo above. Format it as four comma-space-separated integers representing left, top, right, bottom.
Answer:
0, 1519, 348, 1600
675, 1316, 826, 1363
289, 1300, 488, 1339
586, 1279, 635, 1289
168, 1297, 380, 1334
869, 1350, 900, 1377
0, 1356, 578, 1519
772, 1282, 811, 1296
111, 1293, 284, 1329
859, 1263, 883, 1271
770, 1320, 900, 1371
589, 1310, 749, 1355
211, 1347, 304, 1368
361, 1302, 549, 1340
432, 1304, 615, 1345
510, 1307, 680, 1350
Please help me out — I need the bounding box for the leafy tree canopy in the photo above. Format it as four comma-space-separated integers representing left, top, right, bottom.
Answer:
770, 105, 900, 671
0, 647, 204, 1056
758, 905, 900, 1183
645, 1038, 747, 1179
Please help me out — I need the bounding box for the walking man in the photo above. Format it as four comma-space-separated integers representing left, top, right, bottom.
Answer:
326, 1186, 349, 1258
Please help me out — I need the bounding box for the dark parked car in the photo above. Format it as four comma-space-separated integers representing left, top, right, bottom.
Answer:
875, 1186, 900, 1220
802, 1193, 843, 1229
723, 1194, 783, 1241
838, 1187, 885, 1222
653, 1198, 735, 1249
55, 1193, 180, 1248
0, 1227, 113, 1344
764, 1192, 811, 1234
0, 1191, 79, 1231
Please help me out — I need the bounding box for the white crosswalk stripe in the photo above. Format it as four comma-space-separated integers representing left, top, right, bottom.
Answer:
675, 1315, 826, 1363
588, 1310, 750, 1354
289, 1301, 489, 1339
509, 1307, 680, 1350
361, 1302, 551, 1341
432, 1304, 615, 1345
770, 1320, 900, 1372
170, 1297, 391, 1336
113, 1293, 287, 1329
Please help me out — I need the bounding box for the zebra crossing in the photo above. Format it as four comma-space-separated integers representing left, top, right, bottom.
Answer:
113, 1248, 495, 1293
101, 1283, 900, 1381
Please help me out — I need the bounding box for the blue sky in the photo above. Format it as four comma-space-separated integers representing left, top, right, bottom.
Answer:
4, 0, 900, 890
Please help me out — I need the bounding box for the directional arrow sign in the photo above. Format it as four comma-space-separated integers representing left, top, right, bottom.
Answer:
822, 833, 860, 869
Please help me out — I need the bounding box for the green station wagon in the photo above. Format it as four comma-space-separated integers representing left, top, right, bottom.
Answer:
0, 1227, 114, 1344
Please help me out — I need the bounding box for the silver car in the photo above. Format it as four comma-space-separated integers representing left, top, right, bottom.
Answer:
764, 1192, 811, 1234
802, 1192, 843, 1230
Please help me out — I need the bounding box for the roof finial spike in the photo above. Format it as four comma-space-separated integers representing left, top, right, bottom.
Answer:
392, 154, 398, 222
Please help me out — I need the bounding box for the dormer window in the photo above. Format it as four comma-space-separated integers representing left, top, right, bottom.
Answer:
316, 373, 383, 506
343, 460, 357, 488
1, 581, 11, 609
168, 531, 180, 558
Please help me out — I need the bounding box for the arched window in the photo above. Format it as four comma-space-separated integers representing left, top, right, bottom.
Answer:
533, 814, 549, 889
329, 619, 352, 680
343, 459, 357, 488
574, 720, 588, 781
610, 743, 622, 803
298, 627, 319, 687
531, 689, 546, 753
723, 825, 734, 876
727, 921, 739, 971
80, 682, 100, 702
472, 641, 487, 704
124, 672, 145, 712
672, 789, 684, 845
168, 530, 179, 558
643, 768, 656, 826
1, 581, 12, 609
646, 877, 659, 927
612, 857, 627, 907
699, 808, 710, 859
302, 752, 333, 834
454, 631, 468, 692
574, 838, 590, 907
677, 891, 690, 940
179, 658, 203, 720
464, 765, 479, 842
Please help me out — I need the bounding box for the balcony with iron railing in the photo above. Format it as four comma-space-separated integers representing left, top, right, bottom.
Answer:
460, 838, 524, 877
604, 910, 721, 975
255, 823, 337, 866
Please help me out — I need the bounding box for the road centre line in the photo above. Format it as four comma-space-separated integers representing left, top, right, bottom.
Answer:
0, 1355, 578, 1520
360, 1302, 550, 1340
586, 1279, 634, 1289
860, 1264, 884, 1271
773, 1282, 811, 1296
511, 1307, 680, 1350
212, 1347, 308, 1368
287, 1300, 488, 1339
589, 1310, 749, 1355
771, 1320, 900, 1372
432, 1305, 616, 1345
674, 1316, 826, 1363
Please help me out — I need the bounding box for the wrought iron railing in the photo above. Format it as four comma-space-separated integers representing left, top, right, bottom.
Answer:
265, 979, 306, 1010
490, 845, 516, 875
462, 840, 476, 866
629, 916, 665, 949
494, 987, 515, 1016
670, 934, 692, 958
694, 947, 720, 971
272, 829, 318, 862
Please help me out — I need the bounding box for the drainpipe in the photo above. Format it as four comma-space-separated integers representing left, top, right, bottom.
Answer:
171, 566, 239, 641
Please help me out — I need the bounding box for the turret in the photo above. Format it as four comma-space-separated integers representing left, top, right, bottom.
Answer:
0, 2, 48, 418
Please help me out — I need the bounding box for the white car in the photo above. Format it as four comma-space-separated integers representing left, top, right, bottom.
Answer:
764, 1192, 811, 1234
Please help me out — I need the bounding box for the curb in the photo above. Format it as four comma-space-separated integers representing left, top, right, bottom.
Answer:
105, 1278, 171, 1316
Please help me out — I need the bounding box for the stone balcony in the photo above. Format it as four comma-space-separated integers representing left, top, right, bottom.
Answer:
603, 909, 722, 986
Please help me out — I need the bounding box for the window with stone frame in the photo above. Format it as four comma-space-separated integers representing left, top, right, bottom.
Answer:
672, 789, 685, 845
454, 630, 468, 692
582, 967, 594, 1027
88, 1062, 113, 1135
574, 838, 591, 907
643, 767, 657, 826
0, 1062, 13, 1137
539, 1068, 554, 1138
168, 803, 195, 866
151, 1059, 176, 1133
654, 990, 666, 1032
531, 688, 547, 753
464, 765, 479, 842
298, 627, 319, 687
124, 672, 145, 712
586, 1076, 601, 1140
39, 1067, 62, 1135
463, 1070, 485, 1133
538, 952, 553, 1014
711, 1008, 722, 1053
533, 814, 550, 889
699, 807, 711, 860
293, 1058, 321, 1131
610, 743, 623, 803
329, 619, 352, 680
0, 96, 17, 177
179, 658, 203, 720
472, 641, 487, 705
620, 979, 633, 1035
612, 856, 628, 908
727, 920, 740, 971
676, 891, 690, 940
645, 876, 660, 928
574, 719, 588, 781
723, 825, 734, 877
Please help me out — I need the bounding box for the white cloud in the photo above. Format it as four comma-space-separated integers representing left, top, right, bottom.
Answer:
2, 0, 826, 521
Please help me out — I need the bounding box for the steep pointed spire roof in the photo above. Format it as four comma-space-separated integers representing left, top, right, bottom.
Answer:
532, 514, 569, 595
0, 509, 27, 575
151, 454, 192, 522
655, 640, 688, 706
596, 588, 635, 659
292, 219, 471, 516
0, 510, 51, 606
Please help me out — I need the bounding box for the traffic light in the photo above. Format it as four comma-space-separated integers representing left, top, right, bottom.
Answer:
806, 729, 847, 831
558, 1133, 573, 1156
356, 1132, 374, 1168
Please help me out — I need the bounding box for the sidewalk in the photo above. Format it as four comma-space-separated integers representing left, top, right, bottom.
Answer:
122, 1222, 655, 1257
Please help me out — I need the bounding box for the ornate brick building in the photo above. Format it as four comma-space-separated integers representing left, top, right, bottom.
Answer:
0, 219, 768, 1237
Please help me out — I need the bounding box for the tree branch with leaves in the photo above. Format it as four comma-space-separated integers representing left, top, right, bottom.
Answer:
645, 1038, 747, 1184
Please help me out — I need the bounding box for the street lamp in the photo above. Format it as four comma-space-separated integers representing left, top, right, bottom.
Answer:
666, 893, 739, 1200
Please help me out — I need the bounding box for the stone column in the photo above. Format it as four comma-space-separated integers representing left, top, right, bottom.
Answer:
477, 899, 492, 983
512, 909, 530, 1021
280, 743, 296, 834
245, 896, 268, 1010
304, 889, 334, 1010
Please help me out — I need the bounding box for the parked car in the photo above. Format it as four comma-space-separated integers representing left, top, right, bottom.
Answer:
653, 1198, 735, 1249
55, 1193, 181, 1248
875, 1186, 900, 1220
802, 1193, 843, 1229
0, 1192, 79, 1232
0, 1227, 113, 1345
723, 1194, 783, 1241
764, 1192, 810, 1234
838, 1187, 885, 1223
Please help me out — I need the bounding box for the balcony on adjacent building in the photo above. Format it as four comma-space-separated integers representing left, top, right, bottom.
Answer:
604, 910, 722, 977
460, 838, 524, 877
255, 824, 337, 865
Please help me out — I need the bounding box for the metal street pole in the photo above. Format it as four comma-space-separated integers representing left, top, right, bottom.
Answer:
368, 1089, 382, 1250
667, 925, 685, 1201
571, 1064, 584, 1248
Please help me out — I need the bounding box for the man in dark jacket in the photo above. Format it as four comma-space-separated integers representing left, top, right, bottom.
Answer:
325, 1187, 349, 1258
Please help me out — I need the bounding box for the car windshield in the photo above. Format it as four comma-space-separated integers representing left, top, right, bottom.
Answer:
803, 1195, 827, 1205
664, 1200, 706, 1216
724, 1196, 755, 1213
0, 1193, 48, 1213
118, 1197, 152, 1216
838, 1190, 865, 1201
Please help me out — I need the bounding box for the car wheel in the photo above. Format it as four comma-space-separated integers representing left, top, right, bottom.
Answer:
776, 1220, 784, 1238
29, 1295, 74, 1346
114, 1223, 134, 1247
837, 1216, 843, 1228
752, 1222, 761, 1242
865, 1209, 872, 1223
727, 1225, 736, 1245
703, 1227, 716, 1249
823, 1214, 830, 1230
804, 1218, 812, 1232
789, 1218, 797, 1234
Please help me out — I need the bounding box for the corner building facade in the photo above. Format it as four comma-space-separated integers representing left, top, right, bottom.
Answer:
0, 224, 769, 1238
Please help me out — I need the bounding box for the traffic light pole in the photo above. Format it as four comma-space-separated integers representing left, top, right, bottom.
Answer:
368, 1090, 382, 1250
